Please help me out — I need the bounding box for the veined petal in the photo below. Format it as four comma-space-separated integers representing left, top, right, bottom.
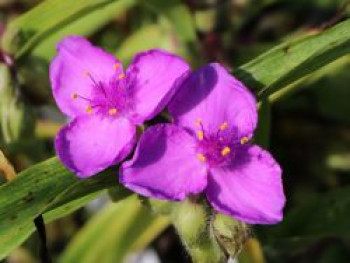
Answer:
205, 145, 285, 224
120, 124, 208, 200
50, 36, 122, 118
169, 63, 257, 139
55, 115, 136, 178
127, 49, 189, 124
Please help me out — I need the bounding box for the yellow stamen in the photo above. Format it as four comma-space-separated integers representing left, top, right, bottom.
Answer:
118, 73, 125, 80
86, 105, 93, 114
221, 147, 231, 156
240, 137, 248, 145
197, 130, 204, 140
197, 153, 206, 162
83, 70, 90, 76
195, 119, 202, 127
114, 63, 120, 70
108, 108, 118, 115
219, 122, 228, 131
72, 93, 78, 99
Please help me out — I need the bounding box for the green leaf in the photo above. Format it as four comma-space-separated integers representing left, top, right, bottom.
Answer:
1, 0, 135, 58
60, 196, 169, 263
0, 157, 125, 260
142, 0, 196, 44
270, 186, 350, 240
31, 0, 137, 61
116, 24, 175, 64
257, 186, 350, 261
0, 192, 101, 261
255, 99, 271, 149
235, 19, 350, 99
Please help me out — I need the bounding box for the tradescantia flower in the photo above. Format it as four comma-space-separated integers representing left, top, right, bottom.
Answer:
120, 63, 285, 224
50, 36, 189, 177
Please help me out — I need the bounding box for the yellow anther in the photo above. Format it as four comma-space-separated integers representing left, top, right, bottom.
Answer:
197, 153, 206, 163
219, 122, 228, 131
118, 73, 125, 80
195, 119, 202, 127
86, 105, 93, 114
72, 93, 78, 99
221, 147, 231, 156
197, 130, 204, 141
108, 108, 118, 115
83, 70, 90, 76
240, 137, 248, 145
114, 63, 120, 70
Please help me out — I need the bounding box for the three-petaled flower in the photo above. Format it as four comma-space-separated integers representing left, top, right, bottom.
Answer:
51, 36, 189, 177
120, 63, 285, 224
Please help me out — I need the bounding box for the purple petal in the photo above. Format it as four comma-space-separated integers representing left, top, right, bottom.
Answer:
50, 36, 122, 118
169, 63, 257, 139
55, 115, 136, 178
126, 49, 189, 124
205, 145, 285, 224
120, 124, 208, 200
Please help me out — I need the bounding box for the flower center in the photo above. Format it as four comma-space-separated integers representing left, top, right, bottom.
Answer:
195, 119, 248, 167
72, 63, 133, 117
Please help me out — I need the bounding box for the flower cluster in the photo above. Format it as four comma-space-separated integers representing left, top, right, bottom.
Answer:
51, 36, 285, 224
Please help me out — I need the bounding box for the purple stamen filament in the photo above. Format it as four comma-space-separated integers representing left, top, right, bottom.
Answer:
72, 66, 130, 116
195, 120, 248, 167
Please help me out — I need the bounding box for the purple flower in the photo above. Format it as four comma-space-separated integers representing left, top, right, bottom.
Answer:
50, 36, 189, 177
120, 63, 285, 224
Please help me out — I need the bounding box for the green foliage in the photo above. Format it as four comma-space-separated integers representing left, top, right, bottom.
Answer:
142, 0, 197, 44
235, 19, 350, 99
60, 196, 169, 263
116, 24, 175, 64
31, 0, 137, 61
0, 157, 126, 260
1, 1, 350, 262
1, 0, 135, 58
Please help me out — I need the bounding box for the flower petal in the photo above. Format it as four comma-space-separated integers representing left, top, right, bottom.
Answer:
50, 36, 122, 117
120, 124, 208, 200
205, 145, 285, 224
169, 63, 257, 139
126, 49, 189, 124
55, 115, 136, 178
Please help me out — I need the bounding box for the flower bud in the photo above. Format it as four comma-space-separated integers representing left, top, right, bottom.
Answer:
0, 64, 35, 144
211, 213, 250, 258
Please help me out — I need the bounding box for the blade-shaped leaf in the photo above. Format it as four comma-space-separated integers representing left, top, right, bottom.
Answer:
142, 0, 196, 44
269, 186, 350, 240
32, 0, 137, 61
0, 192, 101, 260
235, 19, 350, 99
0, 157, 126, 260
116, 24, 175, 64
1, 0, 135, 58
60, 196, 169, 263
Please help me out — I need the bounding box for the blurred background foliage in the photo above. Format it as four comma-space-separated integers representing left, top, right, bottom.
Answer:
1, 0, 350, 262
